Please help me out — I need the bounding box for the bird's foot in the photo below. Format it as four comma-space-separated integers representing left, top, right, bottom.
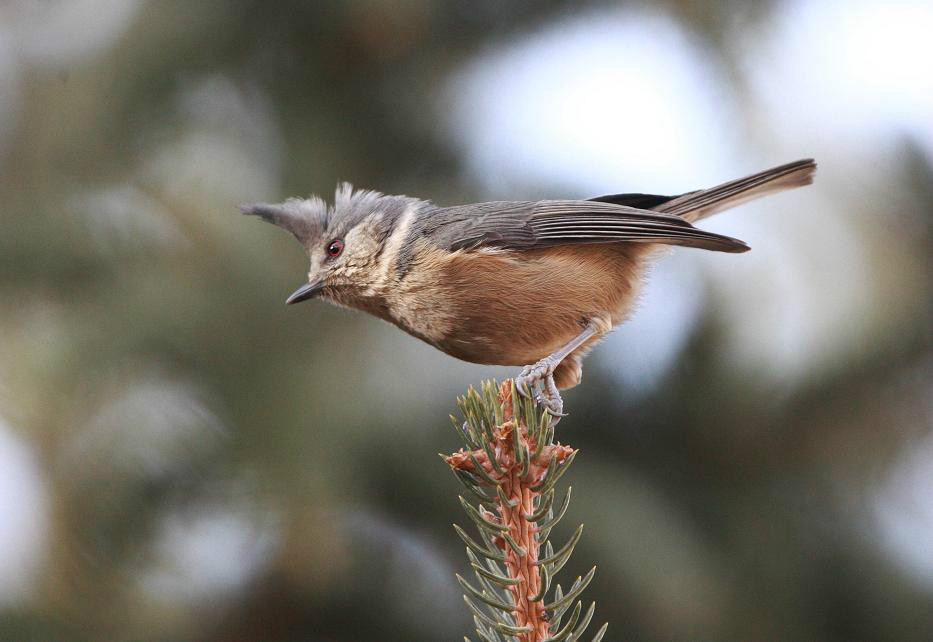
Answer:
536, 390, 565, 419
541, 374, 566, 417
516, 357, 568, 418
516, 356, 556, 399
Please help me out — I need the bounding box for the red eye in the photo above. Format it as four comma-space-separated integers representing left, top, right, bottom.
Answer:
326, 239, 344, 257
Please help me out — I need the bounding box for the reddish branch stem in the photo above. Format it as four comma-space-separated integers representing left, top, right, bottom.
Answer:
447, 382, 574, 642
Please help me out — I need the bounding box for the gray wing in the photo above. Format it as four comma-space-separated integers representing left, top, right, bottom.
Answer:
424, 199, 749, 253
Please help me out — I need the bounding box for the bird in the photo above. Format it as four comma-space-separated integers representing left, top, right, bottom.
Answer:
242, 159, 816, 416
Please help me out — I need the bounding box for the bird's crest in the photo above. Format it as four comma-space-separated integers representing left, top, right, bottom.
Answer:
241, 183, 419, 247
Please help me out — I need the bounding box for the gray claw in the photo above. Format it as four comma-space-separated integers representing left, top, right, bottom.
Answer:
516, 379, 532, 399
540, 394, 567, 418
546, 406, 569, 418
515, 365, 534, 398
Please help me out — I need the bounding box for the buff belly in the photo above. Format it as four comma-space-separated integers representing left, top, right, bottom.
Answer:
387, 243, 652, 366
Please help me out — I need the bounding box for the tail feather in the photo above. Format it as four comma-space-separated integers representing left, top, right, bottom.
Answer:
657, 159, 817, 222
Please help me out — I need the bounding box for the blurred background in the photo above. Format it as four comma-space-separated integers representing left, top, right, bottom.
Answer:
1, 0, 931, 640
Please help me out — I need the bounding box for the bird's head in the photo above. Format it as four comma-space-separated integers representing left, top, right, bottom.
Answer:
242, 183, 420, 304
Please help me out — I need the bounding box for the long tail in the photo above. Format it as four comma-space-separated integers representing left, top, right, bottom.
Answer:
657, 159, 817, 223
589, 159, 816, 223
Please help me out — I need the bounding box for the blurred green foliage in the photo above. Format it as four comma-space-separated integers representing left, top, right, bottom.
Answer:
0, 1, 930, 641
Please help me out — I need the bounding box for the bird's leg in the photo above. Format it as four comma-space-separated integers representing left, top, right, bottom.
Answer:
516, 321, 599, 417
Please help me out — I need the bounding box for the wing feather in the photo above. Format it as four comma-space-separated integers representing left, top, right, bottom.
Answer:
427, 199, 748, 253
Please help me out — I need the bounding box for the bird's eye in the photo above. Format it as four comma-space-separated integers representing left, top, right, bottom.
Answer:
326, 239, 344, 258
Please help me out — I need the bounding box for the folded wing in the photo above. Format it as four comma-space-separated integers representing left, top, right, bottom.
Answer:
426, 199, 749, 254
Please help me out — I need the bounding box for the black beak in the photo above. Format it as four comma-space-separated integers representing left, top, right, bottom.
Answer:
286, 281, 324, 305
